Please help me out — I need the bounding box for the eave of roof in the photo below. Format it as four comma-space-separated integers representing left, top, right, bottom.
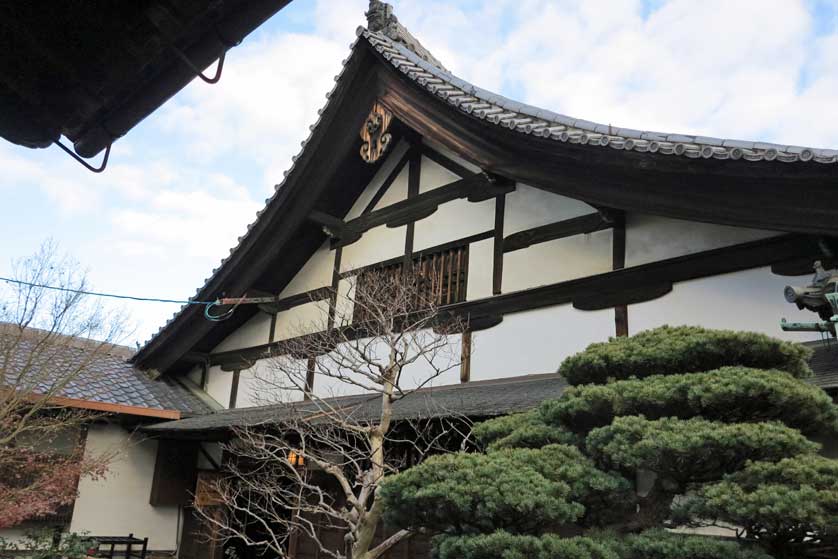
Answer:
0, 0, 291, 158
362, 29, 837, 165
141, 372, 569, 438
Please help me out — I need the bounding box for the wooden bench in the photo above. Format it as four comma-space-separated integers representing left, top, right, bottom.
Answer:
86, 534, 148, 559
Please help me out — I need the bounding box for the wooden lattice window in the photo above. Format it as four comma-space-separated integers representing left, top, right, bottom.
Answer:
353, 244, 469, 323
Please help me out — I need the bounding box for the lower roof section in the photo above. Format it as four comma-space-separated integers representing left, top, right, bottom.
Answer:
142, 372, 569, 439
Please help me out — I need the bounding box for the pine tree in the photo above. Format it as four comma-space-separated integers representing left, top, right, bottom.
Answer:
380, 326, 838, 559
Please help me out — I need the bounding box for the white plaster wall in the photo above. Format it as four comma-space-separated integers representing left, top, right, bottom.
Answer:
414, 197, 495, 252
310, 332, 462, 399
504, 185, 596, 236
502, 229, 613, 293
213, 312, 271, 352
418, 155, 459, 192
470, 305, 615, 380
204, 364, 232, 408
625, 214, 779, 267
629, 267, 821, 342
341, 224, 407, 272
70, 424, 179, 550
273, 300, 331, 341
279, 240, 336, 298
345, 141, 410, 220
467, 238, 494, 301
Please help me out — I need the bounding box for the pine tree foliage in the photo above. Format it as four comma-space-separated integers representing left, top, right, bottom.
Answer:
381, 326, 837, 559
558, 326, 811, 385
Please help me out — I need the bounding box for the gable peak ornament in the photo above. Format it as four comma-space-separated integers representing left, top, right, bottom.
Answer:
360, 101, 393, 164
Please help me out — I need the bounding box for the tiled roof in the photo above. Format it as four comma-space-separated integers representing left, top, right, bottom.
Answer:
133, 1, 838, 361
805, 340, 838, 390
2, 327, 211, 416
360, 28, 838, 165
143, 372, 568, 435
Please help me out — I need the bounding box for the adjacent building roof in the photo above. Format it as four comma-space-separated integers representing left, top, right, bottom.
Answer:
0, 0, 291, 158
131, 0, 838, 374
2, 325, 211, 418
806, 340, 838, 390
142, 372, 569, 438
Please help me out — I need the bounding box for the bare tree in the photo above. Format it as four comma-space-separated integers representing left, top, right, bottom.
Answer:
0, 241, 124, 527
198, 267, 472, 559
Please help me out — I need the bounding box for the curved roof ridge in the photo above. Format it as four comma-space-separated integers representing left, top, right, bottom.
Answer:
361, 28, 838, 165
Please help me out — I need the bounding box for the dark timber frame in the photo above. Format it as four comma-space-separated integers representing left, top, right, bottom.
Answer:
207, 234, 822, 371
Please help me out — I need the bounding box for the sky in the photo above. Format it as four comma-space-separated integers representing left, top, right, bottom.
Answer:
1, 0, 837, 348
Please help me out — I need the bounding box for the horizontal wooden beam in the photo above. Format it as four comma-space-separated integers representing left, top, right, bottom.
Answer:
207, 234, 821, 370
333, 173, 515, 247
503, 212, 612, 253
47, 396, 182, 420
257, 287, 333, 314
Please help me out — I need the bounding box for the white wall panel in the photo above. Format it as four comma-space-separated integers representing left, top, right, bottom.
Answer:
70, 425, 179, 550
204, 364, 231, 407
504, 185, 595, 236
414, 198, 494, 252
466, 238, 494, 301
341, 224, 406, 272
625, 214, 779, 267
629, 267, 820, 342
274, 300, 331, 341
418, 155, 459, 193
503, 229, 612, 293
471, 305, 614, 380
280, 240, 336, 298
213, 312, 271, 352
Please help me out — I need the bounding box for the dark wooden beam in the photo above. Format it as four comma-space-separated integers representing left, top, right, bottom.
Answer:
209, 234, 821, 370
421, 144, 474, 179
503, 212, 612, 253
257, 287, 332, 314
228, 370, 240, 409
493, 194, 506, 295
332, 173, 515, 247
611, 211, 628, 336
363, 149, 411, 215
460, 331, 472, 383
404, 145, 421, 262
328, 247, 342, 330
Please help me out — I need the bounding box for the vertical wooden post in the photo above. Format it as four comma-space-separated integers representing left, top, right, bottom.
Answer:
304, 357, 316, 401
492, 194, 506, 295
228, 370, 240, 409
268, 312, 277, 344
404, 145, 421, 266
328, 246, 343, 331
460, 331, 472, 383
612, 211, 628, 337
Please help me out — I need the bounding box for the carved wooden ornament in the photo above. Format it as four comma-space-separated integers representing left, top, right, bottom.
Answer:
360, 101, 393, 163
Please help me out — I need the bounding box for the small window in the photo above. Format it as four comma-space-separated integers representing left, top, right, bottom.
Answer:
353, 244, 469, 324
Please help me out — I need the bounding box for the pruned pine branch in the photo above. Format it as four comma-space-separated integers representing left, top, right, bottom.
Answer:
197, 269, 472, 559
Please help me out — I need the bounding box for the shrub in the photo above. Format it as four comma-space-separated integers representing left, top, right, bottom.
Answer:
586, 416, 818, 485
559, 326, 811, 385
380, 450, 583, 534
474, 410, 577, 450
541, 367, 837, 435
434, 531, 618, 559
617, 530, 773, 559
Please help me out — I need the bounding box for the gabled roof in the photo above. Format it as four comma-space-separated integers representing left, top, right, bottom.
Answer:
3, 325, 210, 418
132, 1, 838, 374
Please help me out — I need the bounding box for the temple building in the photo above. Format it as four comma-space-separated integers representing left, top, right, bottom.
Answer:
4, 2, 838, 557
